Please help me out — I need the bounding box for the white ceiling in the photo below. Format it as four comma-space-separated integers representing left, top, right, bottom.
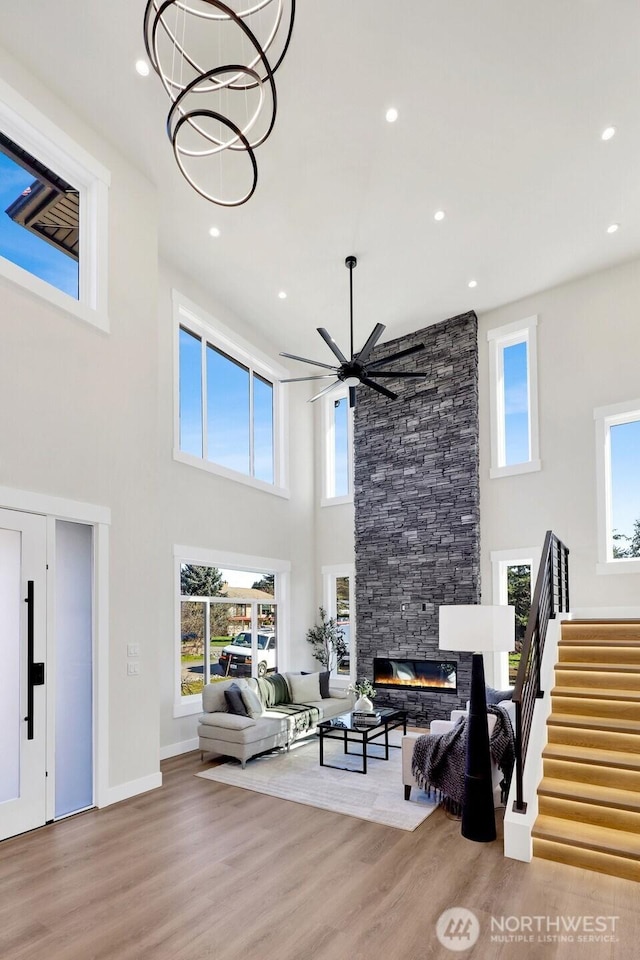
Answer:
2, 1, 639, 357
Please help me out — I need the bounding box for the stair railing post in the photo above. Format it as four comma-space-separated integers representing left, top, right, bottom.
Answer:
512, 698, 527, 813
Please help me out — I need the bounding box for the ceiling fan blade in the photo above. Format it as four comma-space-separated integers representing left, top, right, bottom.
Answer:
366, 370, 427, 378
317, 327, 348, 364
308, 379, 342, 403
361, 377, 399, 401
280, 375, 336, 383
279, 351, 338, 371
366, 343, 425, 369
349, 385, 357, 409
356, 323, 386, 364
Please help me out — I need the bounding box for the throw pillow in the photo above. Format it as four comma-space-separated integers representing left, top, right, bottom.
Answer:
486, 686, 514, 705
224, 683, 249, 716
302, 670, 331, 698
286, 671, 321, 703
240, 685, 264, 719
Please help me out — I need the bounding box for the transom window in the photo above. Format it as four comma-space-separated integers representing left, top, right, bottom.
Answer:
487, 316, 540, 478
0, 78, 110, 331
595, 399, 640, 572
174, 291, 288, 495
321, 388, 353, 504
0, 132, 79, 298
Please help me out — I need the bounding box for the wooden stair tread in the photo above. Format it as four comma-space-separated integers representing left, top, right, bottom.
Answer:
559, 639, 640, 647
539, 777, 640, 811
548, 712, 640, 733
551, 685, 640, 701
533, 815, 640, 860
562, 619, 640, 625
543, 742, 640, 770
555, 661, 640, 673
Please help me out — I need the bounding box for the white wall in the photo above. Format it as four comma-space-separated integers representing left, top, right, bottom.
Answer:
156, 262, 316, 751
478, 256, 640, 608
0, 44, 161, 791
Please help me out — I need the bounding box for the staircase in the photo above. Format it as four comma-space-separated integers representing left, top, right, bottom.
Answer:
532, 620, 640, 882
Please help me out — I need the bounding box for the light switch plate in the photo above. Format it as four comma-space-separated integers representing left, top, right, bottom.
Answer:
127, 643, 140, 658
127, 661, 140, 676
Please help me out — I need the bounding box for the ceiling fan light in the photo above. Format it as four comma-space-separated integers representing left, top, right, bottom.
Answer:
344, 376, 360, 387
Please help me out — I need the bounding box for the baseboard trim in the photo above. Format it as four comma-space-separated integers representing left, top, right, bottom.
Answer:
98, 771, 163, 808
160, 737, 199, 760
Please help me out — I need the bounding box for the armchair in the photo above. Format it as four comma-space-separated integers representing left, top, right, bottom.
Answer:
402, 703, 515, 806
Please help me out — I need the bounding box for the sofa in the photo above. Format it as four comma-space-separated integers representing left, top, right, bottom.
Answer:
198, 672, 354, 767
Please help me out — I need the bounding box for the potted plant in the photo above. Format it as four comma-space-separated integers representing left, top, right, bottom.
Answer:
348, 678, 376, 713
306, 607, 348, 672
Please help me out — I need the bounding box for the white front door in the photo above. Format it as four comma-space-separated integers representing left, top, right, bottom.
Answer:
0, 508, 47, 841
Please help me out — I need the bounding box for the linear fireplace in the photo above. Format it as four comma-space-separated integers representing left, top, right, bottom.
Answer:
373, 657, 458, 694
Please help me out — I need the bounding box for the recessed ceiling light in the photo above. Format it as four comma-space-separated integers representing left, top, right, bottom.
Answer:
278, 291, 287, 299
135, 59, 150, 77
468, 279, 478, 288
208, 226, 221, 238
385, 107, 399, 123
434, 210, 445, 221
607, 223, 619, 234
601, 126, 616, 141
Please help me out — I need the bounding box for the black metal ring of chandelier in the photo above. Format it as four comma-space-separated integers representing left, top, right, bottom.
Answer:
143, 0, 295, 206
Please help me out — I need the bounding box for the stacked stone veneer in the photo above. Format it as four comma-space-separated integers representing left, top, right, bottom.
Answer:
354, 311, 480, 727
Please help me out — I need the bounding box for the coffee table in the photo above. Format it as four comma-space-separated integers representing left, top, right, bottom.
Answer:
318, 707, 407, 774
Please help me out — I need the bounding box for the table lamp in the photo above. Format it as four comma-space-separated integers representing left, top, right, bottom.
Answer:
439, 604, 515, 842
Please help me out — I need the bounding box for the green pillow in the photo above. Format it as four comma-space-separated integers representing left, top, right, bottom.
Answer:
267, 673, 291, 705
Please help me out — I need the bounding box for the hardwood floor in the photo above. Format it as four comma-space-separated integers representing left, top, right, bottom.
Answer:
1, 751, 638, 960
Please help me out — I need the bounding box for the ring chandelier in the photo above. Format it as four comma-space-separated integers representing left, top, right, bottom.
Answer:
143, 0, 296, 206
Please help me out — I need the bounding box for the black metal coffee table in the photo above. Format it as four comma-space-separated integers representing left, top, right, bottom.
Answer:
318, 707, 407, 775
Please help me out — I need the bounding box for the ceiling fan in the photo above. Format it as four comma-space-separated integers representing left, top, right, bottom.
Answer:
279, 255, 427, 408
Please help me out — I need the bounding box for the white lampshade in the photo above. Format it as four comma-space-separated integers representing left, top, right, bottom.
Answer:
439, 604, 515, 653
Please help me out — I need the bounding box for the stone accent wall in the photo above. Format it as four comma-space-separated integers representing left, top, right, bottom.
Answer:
354, 311, 480, 726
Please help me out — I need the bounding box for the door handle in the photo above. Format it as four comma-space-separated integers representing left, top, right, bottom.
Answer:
24, 580, 45, 740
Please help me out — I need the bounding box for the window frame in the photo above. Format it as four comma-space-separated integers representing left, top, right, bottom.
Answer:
322, 562, 355, 684
173, 290, 289, 497
487, 315, 540, 479
0, 78, 110, 332
321, 386, 354, 506
594, 398, 640, 575
490, 546, 540, 689
173, 545, 291, 717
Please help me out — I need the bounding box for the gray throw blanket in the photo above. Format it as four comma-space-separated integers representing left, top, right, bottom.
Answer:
412, 705, 515, 813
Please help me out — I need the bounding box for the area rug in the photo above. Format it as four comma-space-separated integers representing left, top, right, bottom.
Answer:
196, 732, 438, 831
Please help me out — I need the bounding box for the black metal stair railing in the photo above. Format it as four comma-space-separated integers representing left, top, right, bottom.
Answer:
511, 531, 570, 813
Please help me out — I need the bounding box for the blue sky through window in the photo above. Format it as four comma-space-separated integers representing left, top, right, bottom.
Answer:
610, 419, 640, 540
0, 150, 79, 298
207, 346, 250, 475
334, 397, 349, 496
179, 328, 203, 457
503, 340, 530, 465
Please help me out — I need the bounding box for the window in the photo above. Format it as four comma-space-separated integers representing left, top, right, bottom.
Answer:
321, 388, 353, 504
174, 291, 287, 496
491, 547, 539, 688
595, 399, 640, 574
487, 316, 540, 478
322, 563, 355, 679
0, 78, 109, 331
174, 546, 290, 715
